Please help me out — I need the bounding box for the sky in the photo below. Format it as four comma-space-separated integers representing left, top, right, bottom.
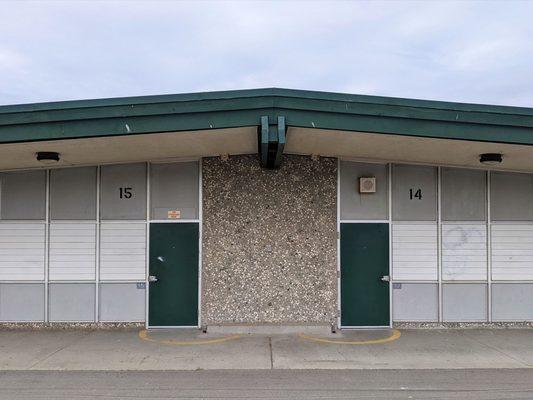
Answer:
0, 0, 532, 107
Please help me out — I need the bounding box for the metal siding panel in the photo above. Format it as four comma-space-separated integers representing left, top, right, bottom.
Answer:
392, 164, 437, 221
441, 168, 486, 221
100, 223, 146, 281
491, 224, 533, 280
150, 162, 199, 220
0, 283, 45, 321
100, 163, 147, 220
0, 223, 45, 280
442, 284, 487, 322
392, 224, 438, 280
0, 171, 46, 220
392, 283, 438, 321
50, 167, 97, 220
442, 224, 487, 280
492, 283, 533, 321
49, 283, 95, 321
491, 172, 533, 221
339, 161, 388, 220
49, 223, 96, 280
99, 283, 145, 322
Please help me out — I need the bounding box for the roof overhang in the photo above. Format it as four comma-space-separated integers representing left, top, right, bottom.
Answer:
1, 88, 533, 171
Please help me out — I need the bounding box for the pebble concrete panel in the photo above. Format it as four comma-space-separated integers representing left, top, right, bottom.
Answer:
202, 155, 337, 324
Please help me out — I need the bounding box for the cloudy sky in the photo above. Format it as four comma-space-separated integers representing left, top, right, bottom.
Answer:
0, 0, 532, 107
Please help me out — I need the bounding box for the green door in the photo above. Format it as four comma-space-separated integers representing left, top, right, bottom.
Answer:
341, 223, 390, 327
148, 223, 199, 327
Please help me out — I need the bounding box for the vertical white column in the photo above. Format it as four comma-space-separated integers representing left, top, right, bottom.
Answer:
95, 165, 100, 323
437, 166, 443, 322
197, 158, 203, 329
145, 162, 150, 328
487, 170, 492, 322
388, 163, 393, 327
336, 158, 341, 329
44, 169, 50, 323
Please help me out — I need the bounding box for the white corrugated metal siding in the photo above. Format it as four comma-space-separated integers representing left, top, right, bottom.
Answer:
492, 224, 533, 280
0, 223, 45, 280
49, 223, 96, 280
100, 223, 146, 281
442, 224, 487, 280
392, 223, 438, 280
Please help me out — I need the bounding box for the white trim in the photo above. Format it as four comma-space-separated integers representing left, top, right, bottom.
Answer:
338, 156, 533, 175
388, 162, 393, 328
339, 219, 389, 223
197, 158, 203, 329
487, 170, 492, 322
0, 220, 46, 223
145, 162, 150, 329
148, 219, 200, 223
437, 166, 443, 322
341, 325, 391, 330
337, 160, 392, 329
146, 160, 202, 329
95, 165, 100, 323
44, 169, 50, 323
0, 157, 202, 173
336, 158, 341, 329
147, 325, 198, 329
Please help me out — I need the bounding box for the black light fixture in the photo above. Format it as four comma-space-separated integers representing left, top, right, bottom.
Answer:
36, 151, 60, 164
479, 153, 502, 165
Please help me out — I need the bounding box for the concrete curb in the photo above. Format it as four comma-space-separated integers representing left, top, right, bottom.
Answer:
394, 322, 533, 329
0, 322, 144, 331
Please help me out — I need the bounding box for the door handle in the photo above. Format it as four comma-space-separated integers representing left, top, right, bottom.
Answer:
380, 275, 390, 282
149, 275, 158, 283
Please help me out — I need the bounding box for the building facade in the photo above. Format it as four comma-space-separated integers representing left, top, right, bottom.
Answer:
0, 88, 532, 328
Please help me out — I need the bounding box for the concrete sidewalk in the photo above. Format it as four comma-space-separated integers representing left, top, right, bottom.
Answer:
0, 328, 531, 370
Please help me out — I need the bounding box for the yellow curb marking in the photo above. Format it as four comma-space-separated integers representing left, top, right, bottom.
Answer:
298, 329, 401, 345
138, 329, 242, 346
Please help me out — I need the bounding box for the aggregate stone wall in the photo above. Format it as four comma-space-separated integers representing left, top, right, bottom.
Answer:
202, 154, 337, 324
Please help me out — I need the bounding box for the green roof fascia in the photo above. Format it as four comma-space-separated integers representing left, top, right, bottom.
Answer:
0, 88, 533, 145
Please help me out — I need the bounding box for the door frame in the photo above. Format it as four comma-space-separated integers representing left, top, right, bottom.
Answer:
337, 159, 393, 329
145, 159, 202, 329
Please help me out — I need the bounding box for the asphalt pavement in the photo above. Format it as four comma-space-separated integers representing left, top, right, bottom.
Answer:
0, 369, 532, 399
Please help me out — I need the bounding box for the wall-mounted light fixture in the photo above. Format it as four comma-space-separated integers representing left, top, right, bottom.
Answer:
479, 153, 503, 165
36, 151, 60, 164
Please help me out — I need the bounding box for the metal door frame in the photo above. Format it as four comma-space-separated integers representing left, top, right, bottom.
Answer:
145, 159, 202, 329
337, 159, 392, 329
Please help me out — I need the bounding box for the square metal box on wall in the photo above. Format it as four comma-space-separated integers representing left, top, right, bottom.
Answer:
339, 161, 388, 220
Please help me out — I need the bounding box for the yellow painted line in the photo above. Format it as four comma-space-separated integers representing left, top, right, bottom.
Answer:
138, 329, 242, 346
298, 329, 401, 345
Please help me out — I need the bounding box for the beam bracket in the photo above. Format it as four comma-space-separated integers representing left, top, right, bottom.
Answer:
258, 116, 286, 169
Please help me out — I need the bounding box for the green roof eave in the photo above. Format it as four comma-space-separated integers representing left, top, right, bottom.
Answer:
0, 87, 533, 145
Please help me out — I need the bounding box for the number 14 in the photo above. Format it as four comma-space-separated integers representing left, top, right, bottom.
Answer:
409, 188, 422, 200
